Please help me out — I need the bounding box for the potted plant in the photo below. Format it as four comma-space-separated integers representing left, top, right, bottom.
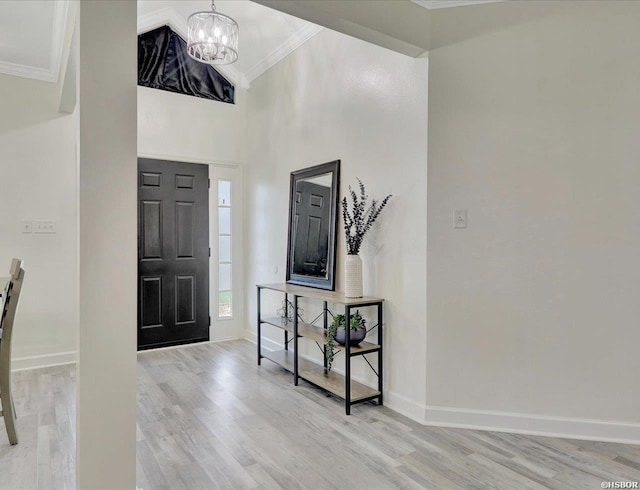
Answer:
342, 179, 392, 297
325, 311, 367, 371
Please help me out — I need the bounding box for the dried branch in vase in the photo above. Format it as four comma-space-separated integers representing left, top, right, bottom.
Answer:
341, 178, 392, 255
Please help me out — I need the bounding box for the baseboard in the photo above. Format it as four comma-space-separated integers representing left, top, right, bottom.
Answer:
12, 351, 77, 372
246, 333, 429, 422
246, 330, 288, 353
244, 329, 257, 344
11, 337, 243, 371
385, 390, 428, 423
245, 334, 283, 354
424, 405, 640, 445
211, 336, 241, 343
137, 336, 241, 354
245, 334, 640, 445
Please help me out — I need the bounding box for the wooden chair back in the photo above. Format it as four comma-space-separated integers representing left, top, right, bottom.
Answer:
0, 259, 25, 444
1, 259, 25, 355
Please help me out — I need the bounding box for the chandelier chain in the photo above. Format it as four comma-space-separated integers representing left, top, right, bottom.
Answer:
211, 0, 216, 11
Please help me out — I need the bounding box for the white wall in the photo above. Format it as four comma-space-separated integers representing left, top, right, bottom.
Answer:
0, 74, 78, 369
427, 1, 640, 442
138, 85, 247, 166
138, 86, 247, 341
245, 28, 429, 419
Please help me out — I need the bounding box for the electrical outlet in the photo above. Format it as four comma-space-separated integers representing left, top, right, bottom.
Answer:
21, 221, 33, 234
45, 221, 56, 233
454, 209, 467, 229
34, 220, 57, 234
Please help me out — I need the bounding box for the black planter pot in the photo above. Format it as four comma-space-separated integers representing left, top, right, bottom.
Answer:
334, 326, 367, 346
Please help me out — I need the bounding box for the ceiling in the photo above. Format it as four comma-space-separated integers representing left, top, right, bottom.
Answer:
0, 0, 68, 82
0, 0, 509, 87
254, 0, 513, 56
411, 0, 505, 9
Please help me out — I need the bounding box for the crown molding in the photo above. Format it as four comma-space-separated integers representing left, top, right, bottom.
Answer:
226, 67, 249, 90
49, 0, 69, 83
0, 61, 56, 82
0, 0, 69, 83
137, 7, 184, 37
244, 23, 323, 84
411, 0, 505, 9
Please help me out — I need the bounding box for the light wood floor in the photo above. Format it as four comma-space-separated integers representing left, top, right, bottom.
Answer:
0, 339, 638, 489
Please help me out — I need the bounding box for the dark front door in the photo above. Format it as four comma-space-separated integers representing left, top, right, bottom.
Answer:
138, 158, 209, 350
293, 181, 331, 277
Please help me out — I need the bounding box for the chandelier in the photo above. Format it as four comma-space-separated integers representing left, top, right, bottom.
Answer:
187, 1, 239, 65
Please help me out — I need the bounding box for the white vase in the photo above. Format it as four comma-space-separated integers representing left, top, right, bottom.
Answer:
345, 254, 363, 298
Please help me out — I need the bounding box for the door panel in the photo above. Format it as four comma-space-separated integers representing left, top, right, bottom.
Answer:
141, 277, 162, 328
176, 202, 195, 258
176, 275, 195, 324
141, 172, 162, 187
141, 201, 163, 259
138, 158, 209, 350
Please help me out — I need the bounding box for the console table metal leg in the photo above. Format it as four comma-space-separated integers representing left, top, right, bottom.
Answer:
345, 305, 351, 415
378, 301, 383, 405
323, 301, 328, 372
257, 286, 262, 365
293, 295, 299, 386
284, 293, 289, 351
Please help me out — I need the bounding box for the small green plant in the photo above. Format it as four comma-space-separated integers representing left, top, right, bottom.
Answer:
325, 311, 366, 371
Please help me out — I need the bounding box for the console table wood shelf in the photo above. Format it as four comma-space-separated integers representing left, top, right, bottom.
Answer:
257, 283, 384, 414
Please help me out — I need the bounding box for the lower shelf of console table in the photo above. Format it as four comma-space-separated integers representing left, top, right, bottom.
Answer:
262, 349, 381, 404
257, 283, 384, 415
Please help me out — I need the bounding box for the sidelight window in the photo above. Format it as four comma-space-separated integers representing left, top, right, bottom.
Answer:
217, 180, 233, 318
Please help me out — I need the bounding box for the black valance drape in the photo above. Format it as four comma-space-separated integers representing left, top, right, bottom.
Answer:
138, 25, 235, 104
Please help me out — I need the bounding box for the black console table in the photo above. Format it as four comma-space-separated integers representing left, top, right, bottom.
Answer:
257, 283, 383, 415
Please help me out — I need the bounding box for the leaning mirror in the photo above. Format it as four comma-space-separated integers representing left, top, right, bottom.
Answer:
286, 160, 340, 290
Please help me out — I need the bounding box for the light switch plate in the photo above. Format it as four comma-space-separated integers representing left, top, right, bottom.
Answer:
454, 209, 467, 229
22, 221, 33, 234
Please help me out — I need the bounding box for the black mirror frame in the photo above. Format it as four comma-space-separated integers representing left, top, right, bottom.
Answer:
286, 160, 340, 291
